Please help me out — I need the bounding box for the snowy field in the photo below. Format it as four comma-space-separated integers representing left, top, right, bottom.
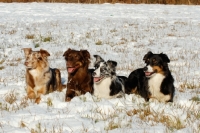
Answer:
0, 3, 200, 133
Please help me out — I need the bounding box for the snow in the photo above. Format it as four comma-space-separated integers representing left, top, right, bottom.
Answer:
0, 3, 200, 133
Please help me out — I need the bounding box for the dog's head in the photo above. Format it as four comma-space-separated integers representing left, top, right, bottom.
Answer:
23, 48, 50, 69
143, 51, 170, 77
92, 55, 117, 83
63, 48, 91, 74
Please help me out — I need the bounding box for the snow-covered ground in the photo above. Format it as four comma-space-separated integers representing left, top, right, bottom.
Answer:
0, 3, 200, 133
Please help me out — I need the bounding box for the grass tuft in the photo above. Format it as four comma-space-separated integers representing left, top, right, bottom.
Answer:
43, 37, 52, 42
105, 121, 119, 131
180, 81, 200, 89
47, 97, 53, 107
0, 60, 5, 70
20, 96, 29, 108
25, 34, 35, 39
190, 96, 200, 102
4, 90, 17, 104
95, 40, 102, 45
20, 120, 26, 128
127, 106, 186, 131
34, 43, 40, 48
0, 59, 5, 64
0, 66, 5, 70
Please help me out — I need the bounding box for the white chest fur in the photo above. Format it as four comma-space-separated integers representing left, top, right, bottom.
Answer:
93, 77, 113, 99
28, 68, 51, 89
148, 73, 170, 102
29, 69, 40, 78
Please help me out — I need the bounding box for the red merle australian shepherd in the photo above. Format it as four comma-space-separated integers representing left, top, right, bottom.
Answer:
92, 55, 127, 99
63, 48, 94, 102
23, 48, 63, 104
126, 51, 175, 102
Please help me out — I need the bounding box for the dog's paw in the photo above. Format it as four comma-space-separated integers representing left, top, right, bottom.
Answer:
116, 91, 125, 98
35, 97, 41, 104
65, 97, 71, 102
149, 98, 159, 103
28, 92, 36, 99
116, 95, 122, 98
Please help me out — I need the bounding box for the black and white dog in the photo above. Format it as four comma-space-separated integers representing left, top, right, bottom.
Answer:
126, 51, 175, 102
92, 55, 127, 99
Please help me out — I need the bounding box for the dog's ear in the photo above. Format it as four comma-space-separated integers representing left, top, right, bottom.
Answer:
81, 50, 91, 65
40, 49, 50, 57
160, 53, 170, 63
23, 48, 32, 58
81, 50, 90, 60
107, 60, 117, 68
63, 48, 71, 57
143, 51, 153, 63
93, 55, 104, 63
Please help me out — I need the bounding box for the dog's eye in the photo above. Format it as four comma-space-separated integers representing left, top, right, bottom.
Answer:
146, 58, 150, 63
37, 57, 42, 60
74, 55, 79, 59
73, 54, 78, 58
100, 66, 106, 72
68, 54, 72, 58
94, 65, 99, 69
152, 59, 157, 64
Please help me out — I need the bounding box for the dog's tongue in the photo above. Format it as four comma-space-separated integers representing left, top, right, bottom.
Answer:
94, 77, 101, 82
67, 67, 75, 73
145, 72, 152, 76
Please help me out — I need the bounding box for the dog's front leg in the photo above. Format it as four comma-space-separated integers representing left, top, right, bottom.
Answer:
65, 84, 75, 102
35, 86, 46, 104
81, 84, 93, 94
27, 86, 36, 99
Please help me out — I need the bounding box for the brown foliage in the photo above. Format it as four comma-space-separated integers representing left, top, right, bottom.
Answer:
0, 0, 199, 5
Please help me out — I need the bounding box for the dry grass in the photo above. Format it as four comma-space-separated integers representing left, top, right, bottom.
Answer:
43, 36, 52, 42
190, 96, 200, 102
0, 59, 5, 70
20, 120, 27, 128
46, 97, 53, 107
5, 58, 22, 67
0, 93, 30, 111
25, 34, 35, 39
34, 43, 40, 48
0, 59, 5, 64
0, 102, 9, 111
4, 90, 17, 104
95, 40, 102, 45
127, 105, 186, 131
0, 66, 5, 70
180, 81, 200, 90
19, 96, 29, 108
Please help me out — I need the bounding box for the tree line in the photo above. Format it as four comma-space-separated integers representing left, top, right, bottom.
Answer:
0, 0, 199, 5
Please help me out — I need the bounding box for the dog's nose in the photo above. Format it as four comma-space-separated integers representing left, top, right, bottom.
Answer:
143, 66, 148, 71
92, 72, 96, 77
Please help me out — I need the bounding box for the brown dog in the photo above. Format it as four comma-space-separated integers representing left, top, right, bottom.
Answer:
23, 48, 63, 104
63, 48, 93, 102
